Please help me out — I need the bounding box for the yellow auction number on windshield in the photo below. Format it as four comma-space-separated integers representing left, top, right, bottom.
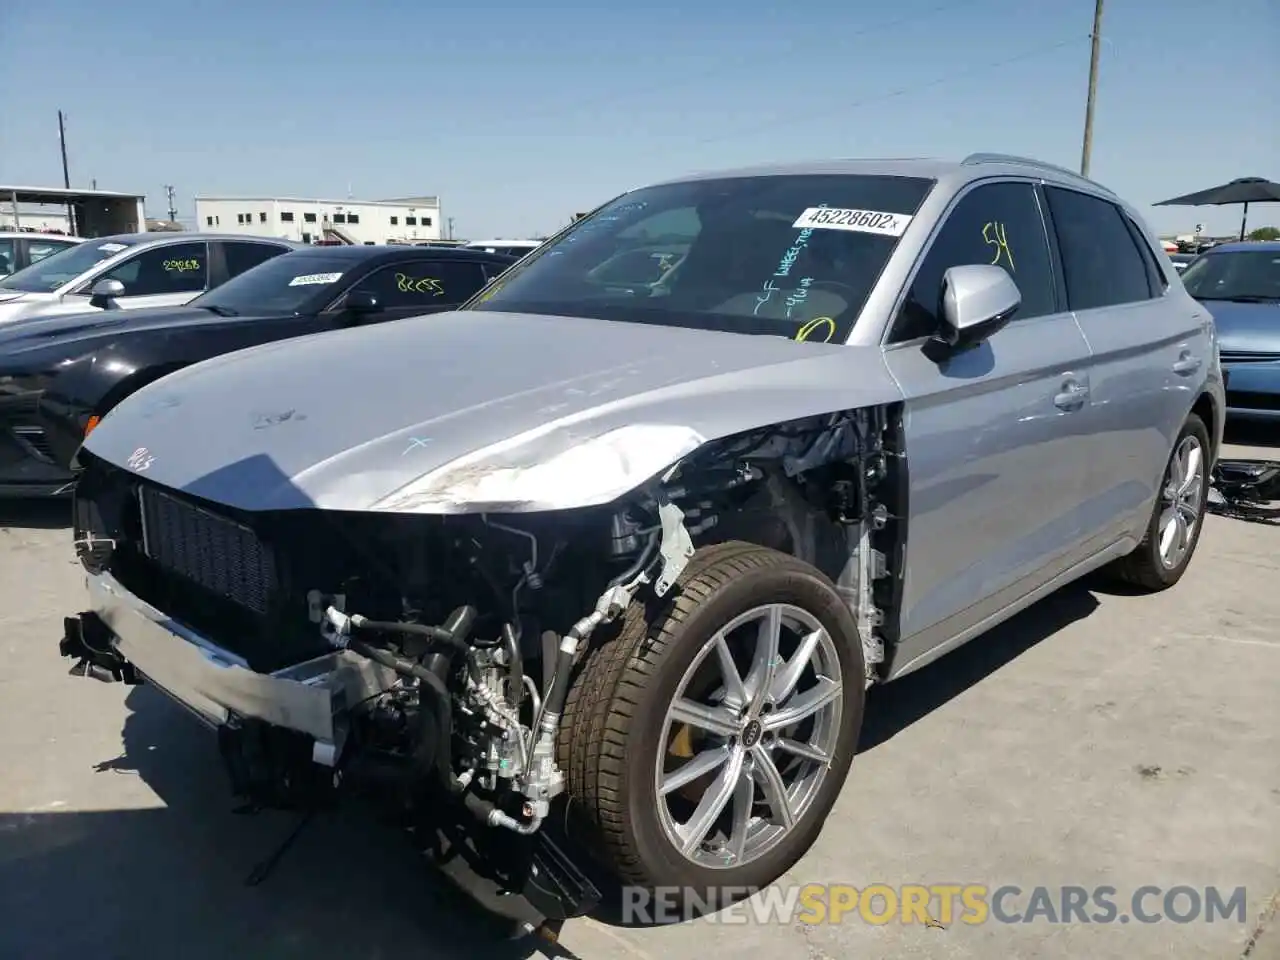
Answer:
795, 316, 836, 344
395, 273, 444, 296
164, 258, 201, 272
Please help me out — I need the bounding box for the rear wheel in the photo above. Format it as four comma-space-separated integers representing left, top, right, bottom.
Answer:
1109, 413, 1211, 591
558, 542, 865, 896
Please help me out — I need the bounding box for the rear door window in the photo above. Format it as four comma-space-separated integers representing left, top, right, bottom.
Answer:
223, 241, 290, 278
1043, 187, 1155, 311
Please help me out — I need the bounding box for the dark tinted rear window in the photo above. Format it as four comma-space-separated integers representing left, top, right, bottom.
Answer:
1045, 187, 1155, 311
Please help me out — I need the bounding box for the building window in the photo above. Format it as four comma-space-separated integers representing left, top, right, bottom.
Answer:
333, 213, 346, 224
406, 216, 417, 226
303, 212, 316, 223
347, 213, 360, 224
242, 212, 252, 223
259, 212, 267, 222
215, 216, 220, 225
302, 232, 312, 243
390, 216, 399, 226
281, 212, 295, 222
206, 216, 214, 226
422, 216, 433, 227
236, 214, 244, 224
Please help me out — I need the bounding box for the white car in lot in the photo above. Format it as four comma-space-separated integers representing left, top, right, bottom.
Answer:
0, 232, 300, 325
0, 232, 83, 279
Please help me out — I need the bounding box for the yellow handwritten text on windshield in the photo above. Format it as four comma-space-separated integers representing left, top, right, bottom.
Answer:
795, 316, 836, 344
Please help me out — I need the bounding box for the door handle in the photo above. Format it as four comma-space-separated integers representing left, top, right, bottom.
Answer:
1054, 379, 1089, 411
1173, 351, 1202, 376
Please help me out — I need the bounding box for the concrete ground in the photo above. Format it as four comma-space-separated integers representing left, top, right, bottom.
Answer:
1, 424, 1276, 960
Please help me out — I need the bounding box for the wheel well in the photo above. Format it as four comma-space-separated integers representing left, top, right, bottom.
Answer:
1190, 393, 1219, 461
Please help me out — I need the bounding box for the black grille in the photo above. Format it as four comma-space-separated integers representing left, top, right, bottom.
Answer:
10, 425, 53, 462
138, 486, 278, 614
1227, 391, 1280, 411
1221, 351, 1279, 363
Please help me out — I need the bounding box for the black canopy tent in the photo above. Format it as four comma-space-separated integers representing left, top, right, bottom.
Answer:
1154, 177, 1280, 241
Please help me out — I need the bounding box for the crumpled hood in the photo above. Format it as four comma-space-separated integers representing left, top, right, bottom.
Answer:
81, 310, 901, 513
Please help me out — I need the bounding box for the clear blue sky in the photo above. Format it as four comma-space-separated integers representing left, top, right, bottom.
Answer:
1, 0, 1276, 239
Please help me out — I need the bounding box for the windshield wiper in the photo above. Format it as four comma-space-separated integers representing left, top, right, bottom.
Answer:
200, 304, 239, 316
1196, 295, 1280, 304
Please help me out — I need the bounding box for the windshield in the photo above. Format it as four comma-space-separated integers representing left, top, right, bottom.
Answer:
190, 254, 354, 314
0, 238, 137, 294
1181, 249, 1280, 302
466, 174, 934, 343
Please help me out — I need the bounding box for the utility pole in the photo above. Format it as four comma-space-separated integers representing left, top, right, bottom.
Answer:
447, 216, 455, 240
1079, 0, 1105, 178
164, 185, 178, 223
58, 110, 77, 235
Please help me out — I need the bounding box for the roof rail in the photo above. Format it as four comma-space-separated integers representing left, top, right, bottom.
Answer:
960, 153, 1116, 195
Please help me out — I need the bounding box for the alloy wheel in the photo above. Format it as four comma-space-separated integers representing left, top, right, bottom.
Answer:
655, 603, 844, 869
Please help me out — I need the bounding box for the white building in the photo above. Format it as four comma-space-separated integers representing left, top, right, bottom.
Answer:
0, 208, 74, 234
193, 195, 442, 245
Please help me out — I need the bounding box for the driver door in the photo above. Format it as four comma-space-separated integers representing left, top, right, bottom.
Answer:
881, 179, 1095, 674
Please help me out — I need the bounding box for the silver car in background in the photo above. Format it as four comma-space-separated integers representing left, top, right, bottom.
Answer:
0, 231, 84, 279
0, 232, 302, 324
62, 153, 1224, 926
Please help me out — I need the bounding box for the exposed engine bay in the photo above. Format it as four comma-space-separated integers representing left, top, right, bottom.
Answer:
62, 404, 904, 923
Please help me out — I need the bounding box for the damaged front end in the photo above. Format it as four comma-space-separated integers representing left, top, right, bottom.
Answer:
61, 403, 903, 924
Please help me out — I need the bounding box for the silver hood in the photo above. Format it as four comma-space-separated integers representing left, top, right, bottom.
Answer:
81, 310, 903, 513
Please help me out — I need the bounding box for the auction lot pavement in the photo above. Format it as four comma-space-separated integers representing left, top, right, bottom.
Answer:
1, 427, 1277, 960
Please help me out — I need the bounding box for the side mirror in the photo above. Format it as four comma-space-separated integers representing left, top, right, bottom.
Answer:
344, 290, 381, 314
927, 264, 1020, 358
89, 278, 126, 310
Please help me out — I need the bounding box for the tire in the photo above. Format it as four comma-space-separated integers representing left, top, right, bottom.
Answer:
1109, 413, 1211, 591
557, 541, 866, 898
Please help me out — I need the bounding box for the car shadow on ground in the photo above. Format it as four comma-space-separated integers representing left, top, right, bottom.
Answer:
857, 582, 1099, 753
1223, 420, 1279, 452
0, 497, 72, 530
0, 582, 1108, 957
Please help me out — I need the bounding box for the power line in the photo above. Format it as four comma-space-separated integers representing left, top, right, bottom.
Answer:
510, 0, 980, 126
685, 35, 1087, 149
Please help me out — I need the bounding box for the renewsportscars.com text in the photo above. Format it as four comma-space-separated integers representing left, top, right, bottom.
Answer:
621, 884, 1250, 926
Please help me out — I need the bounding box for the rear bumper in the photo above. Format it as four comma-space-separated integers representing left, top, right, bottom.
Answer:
75, 570, 398, 764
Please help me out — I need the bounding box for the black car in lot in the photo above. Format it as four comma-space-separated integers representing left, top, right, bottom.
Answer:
0, 244, 517, 497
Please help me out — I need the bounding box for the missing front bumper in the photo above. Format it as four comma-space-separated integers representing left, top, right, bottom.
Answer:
64, 570, 399, 765
60, 570, 607, 923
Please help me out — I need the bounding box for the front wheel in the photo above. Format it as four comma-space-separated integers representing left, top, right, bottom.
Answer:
558, 542, 866, 897
1109, 413, 1211, 591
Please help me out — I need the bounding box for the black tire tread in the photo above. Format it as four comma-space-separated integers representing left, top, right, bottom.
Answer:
1110, 413, 1209, 592
557, 541, 804, 884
